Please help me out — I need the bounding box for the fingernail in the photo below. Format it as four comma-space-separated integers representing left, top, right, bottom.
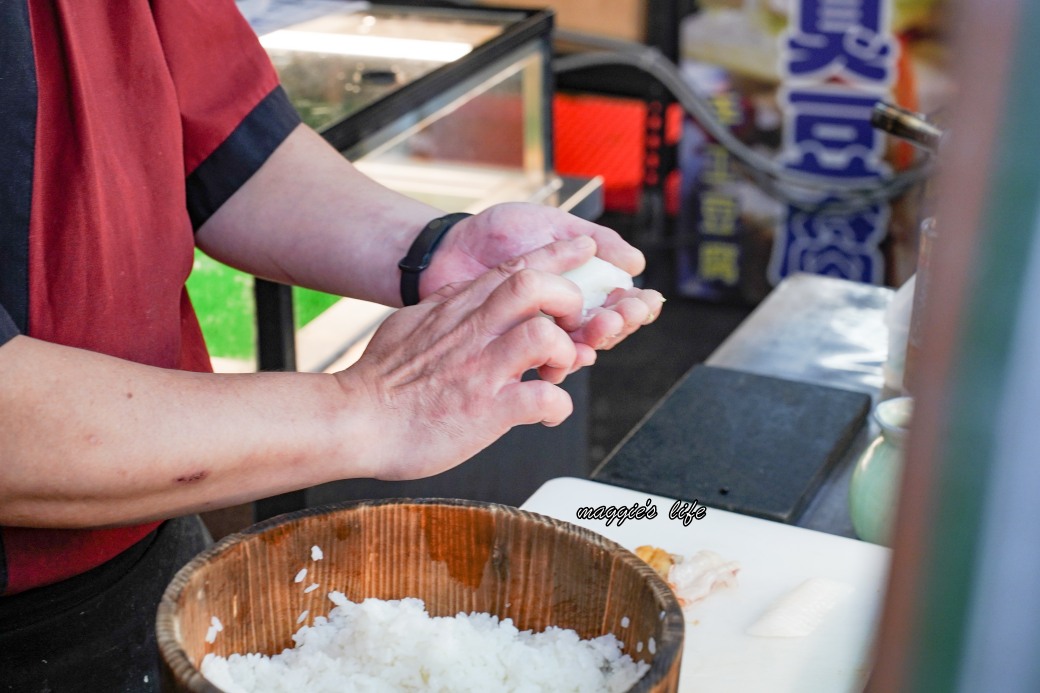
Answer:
644, 312, 656, 325
572, 235, 595, 249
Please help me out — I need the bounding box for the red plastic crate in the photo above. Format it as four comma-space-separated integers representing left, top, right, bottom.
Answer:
553, 93, 682, 215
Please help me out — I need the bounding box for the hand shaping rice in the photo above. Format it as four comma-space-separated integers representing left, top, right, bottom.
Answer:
201, 595, 648, 693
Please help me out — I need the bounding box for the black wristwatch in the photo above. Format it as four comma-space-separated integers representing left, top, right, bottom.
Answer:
398, 212, 472, 306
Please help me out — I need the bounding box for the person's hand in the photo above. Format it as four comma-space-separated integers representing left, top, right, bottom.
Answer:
339, 237, 599, 481
419, 203, 665, 352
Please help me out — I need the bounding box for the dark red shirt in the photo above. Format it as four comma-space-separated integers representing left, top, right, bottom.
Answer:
0, 0, 300, 595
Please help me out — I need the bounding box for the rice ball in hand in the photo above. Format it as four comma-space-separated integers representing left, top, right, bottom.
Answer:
562, 256, 635, 313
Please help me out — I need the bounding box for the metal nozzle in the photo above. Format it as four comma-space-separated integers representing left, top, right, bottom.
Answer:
871, 101, 944, 154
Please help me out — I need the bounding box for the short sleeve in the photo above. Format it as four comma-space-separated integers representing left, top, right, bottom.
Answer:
152, 0, 302, 229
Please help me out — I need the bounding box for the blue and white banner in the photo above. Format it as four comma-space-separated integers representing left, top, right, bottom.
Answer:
770, 0, 896, 286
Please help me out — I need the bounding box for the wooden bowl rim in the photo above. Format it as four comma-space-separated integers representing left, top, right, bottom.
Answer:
157, 497, 684, 692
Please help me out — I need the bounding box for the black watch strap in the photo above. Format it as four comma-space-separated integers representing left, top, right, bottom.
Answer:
398, 212, 472, 306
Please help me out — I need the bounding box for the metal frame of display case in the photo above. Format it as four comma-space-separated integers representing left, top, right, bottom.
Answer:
322, 7, 554, 155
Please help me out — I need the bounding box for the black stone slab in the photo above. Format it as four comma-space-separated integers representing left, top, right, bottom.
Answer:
593, 364, 871, 523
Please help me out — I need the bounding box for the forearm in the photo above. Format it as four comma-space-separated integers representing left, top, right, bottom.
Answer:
1, 237, 619, 529
195, 124, 442, 307
0, 336, 370, 529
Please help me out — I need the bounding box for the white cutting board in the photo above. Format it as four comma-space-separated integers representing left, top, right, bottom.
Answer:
520, 477, 891, 693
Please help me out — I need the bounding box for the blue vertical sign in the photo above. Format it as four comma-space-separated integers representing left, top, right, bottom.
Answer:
769, 0, 896, 285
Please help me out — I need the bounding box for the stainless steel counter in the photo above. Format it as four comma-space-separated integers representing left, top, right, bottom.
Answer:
707, 273, 891, 399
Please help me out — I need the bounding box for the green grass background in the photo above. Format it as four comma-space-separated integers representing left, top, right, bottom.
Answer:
186, 250, 340, 360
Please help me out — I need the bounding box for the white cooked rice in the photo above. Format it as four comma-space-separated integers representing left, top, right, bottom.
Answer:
205, 616, 224, 644
561, 257, 635, 313
201, 595, 649, 692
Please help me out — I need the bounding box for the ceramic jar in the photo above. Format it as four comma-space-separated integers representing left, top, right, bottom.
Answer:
848, 397, 913, 546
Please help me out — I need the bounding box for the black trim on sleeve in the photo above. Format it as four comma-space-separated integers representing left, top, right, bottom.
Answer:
185, 85, 301, 230
0, 304, 20, 347
0, 0, 38, 337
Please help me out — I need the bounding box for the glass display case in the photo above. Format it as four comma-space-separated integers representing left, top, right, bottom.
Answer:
261, 3, 560, 212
